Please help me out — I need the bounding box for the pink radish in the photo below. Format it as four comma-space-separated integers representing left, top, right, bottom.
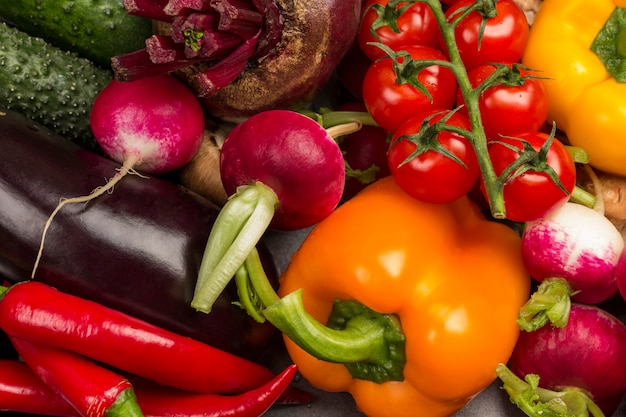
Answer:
615, 249, 626, 301
517, 202, 624, 331
32, 74, 205, 275
190, 109, 352, 313
500, 303, 626, 417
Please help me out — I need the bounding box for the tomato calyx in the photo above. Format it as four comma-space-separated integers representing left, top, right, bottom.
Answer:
390, 109, 471, 169
446, 0, 498, 42
374, 43, 452, 100
474, 63, 546, 92
492, 124, 571, 197
364, 0, 413, 39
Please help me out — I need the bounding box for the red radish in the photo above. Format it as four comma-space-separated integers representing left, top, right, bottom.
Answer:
32, 74, 205, 275
504, 303, 626, 417
191, 109, 349, 313
616, 250, 626, 301
517, 202, 624, 330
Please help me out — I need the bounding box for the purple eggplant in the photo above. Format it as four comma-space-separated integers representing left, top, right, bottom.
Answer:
0, 109, 277, 358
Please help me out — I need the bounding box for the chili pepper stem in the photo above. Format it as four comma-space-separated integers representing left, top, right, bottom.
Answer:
107, 388, 145, 417
496, 363, 606, 417
192, 182, 277, 313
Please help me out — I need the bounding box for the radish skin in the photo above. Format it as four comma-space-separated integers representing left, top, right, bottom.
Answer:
32, 74, 205, 276
521, 202, 624, 305
191, 110, 347, 313
508, 303, 626, 417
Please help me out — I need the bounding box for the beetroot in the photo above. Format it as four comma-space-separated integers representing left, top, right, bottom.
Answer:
507, 303, 626, 416
113, 0, 362, 120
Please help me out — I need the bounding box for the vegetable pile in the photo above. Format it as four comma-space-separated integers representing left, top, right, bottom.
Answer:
2, 0, 626, 417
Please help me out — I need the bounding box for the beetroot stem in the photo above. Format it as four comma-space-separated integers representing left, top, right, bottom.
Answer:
192, 182, 278, 313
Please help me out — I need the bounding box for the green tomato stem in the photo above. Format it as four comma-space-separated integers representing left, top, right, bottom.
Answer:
423, 0, 506, 218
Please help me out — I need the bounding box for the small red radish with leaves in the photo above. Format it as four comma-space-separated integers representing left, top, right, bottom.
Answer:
32, 74, 205, 275
191, 109, 351, 314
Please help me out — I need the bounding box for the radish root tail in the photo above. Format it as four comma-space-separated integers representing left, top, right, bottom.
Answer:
31, 154, 142, 278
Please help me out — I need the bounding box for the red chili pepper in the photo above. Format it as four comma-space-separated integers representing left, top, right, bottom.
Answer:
0, 358, 298, 417
10, 336, 144, 417
0, 281, 280, 395
0, 359, 76, 416
134, 363, 298, 417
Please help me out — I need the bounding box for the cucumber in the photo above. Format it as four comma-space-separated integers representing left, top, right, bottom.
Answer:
0, 22, 111, 151
0, 0, 153, 68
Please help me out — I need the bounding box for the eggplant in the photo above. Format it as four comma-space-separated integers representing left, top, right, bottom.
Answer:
0, 109, 276, 358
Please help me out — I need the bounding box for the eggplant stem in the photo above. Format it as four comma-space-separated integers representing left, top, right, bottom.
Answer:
191, 182, 277, 313
32, 154, 142, 278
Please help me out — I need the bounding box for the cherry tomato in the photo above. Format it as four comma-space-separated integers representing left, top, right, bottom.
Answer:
388, 109, 479, 204
440, 0, 529, 70
362, 45, 457, 133
358, 0, 441, 62
456, 62, 550, 140
483, 132, 576, 222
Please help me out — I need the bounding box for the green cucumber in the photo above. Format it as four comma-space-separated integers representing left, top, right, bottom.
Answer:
0, 0, 152, 68
0, 22, 112, 151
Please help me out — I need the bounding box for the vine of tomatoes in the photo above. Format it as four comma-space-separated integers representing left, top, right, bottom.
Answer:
357, 0, 574, 223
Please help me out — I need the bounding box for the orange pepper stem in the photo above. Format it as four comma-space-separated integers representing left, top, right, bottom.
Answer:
264, 290, 406, 383
496, 363, 606, 417
236, 249, 407, 383
516, 278, 575, 332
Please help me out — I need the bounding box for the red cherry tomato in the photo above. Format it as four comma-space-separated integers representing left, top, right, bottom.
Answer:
483, 131, 576, 222
456, 62, 550, 140
440, 0, 529, 70
362, 45, 457, 133
388, 109, 480, 204
358, 0, 441, 62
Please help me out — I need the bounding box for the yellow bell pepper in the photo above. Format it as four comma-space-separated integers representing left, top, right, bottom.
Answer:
266, 177, 530, 417
522, 0, 626, 176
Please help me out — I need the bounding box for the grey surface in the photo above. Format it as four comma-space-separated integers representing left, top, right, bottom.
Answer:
261, 228, 626, 417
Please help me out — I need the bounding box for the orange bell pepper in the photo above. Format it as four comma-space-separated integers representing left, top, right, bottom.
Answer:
263, 177, 530, 417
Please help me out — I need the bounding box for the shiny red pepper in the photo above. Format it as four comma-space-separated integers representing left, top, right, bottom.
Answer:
10, 336, 144, 417
0, 281, 281, 395
0, 358, 298, 417
0, 359, 76, 416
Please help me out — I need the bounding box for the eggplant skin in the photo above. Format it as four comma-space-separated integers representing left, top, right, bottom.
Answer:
0, 109, 276, 358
